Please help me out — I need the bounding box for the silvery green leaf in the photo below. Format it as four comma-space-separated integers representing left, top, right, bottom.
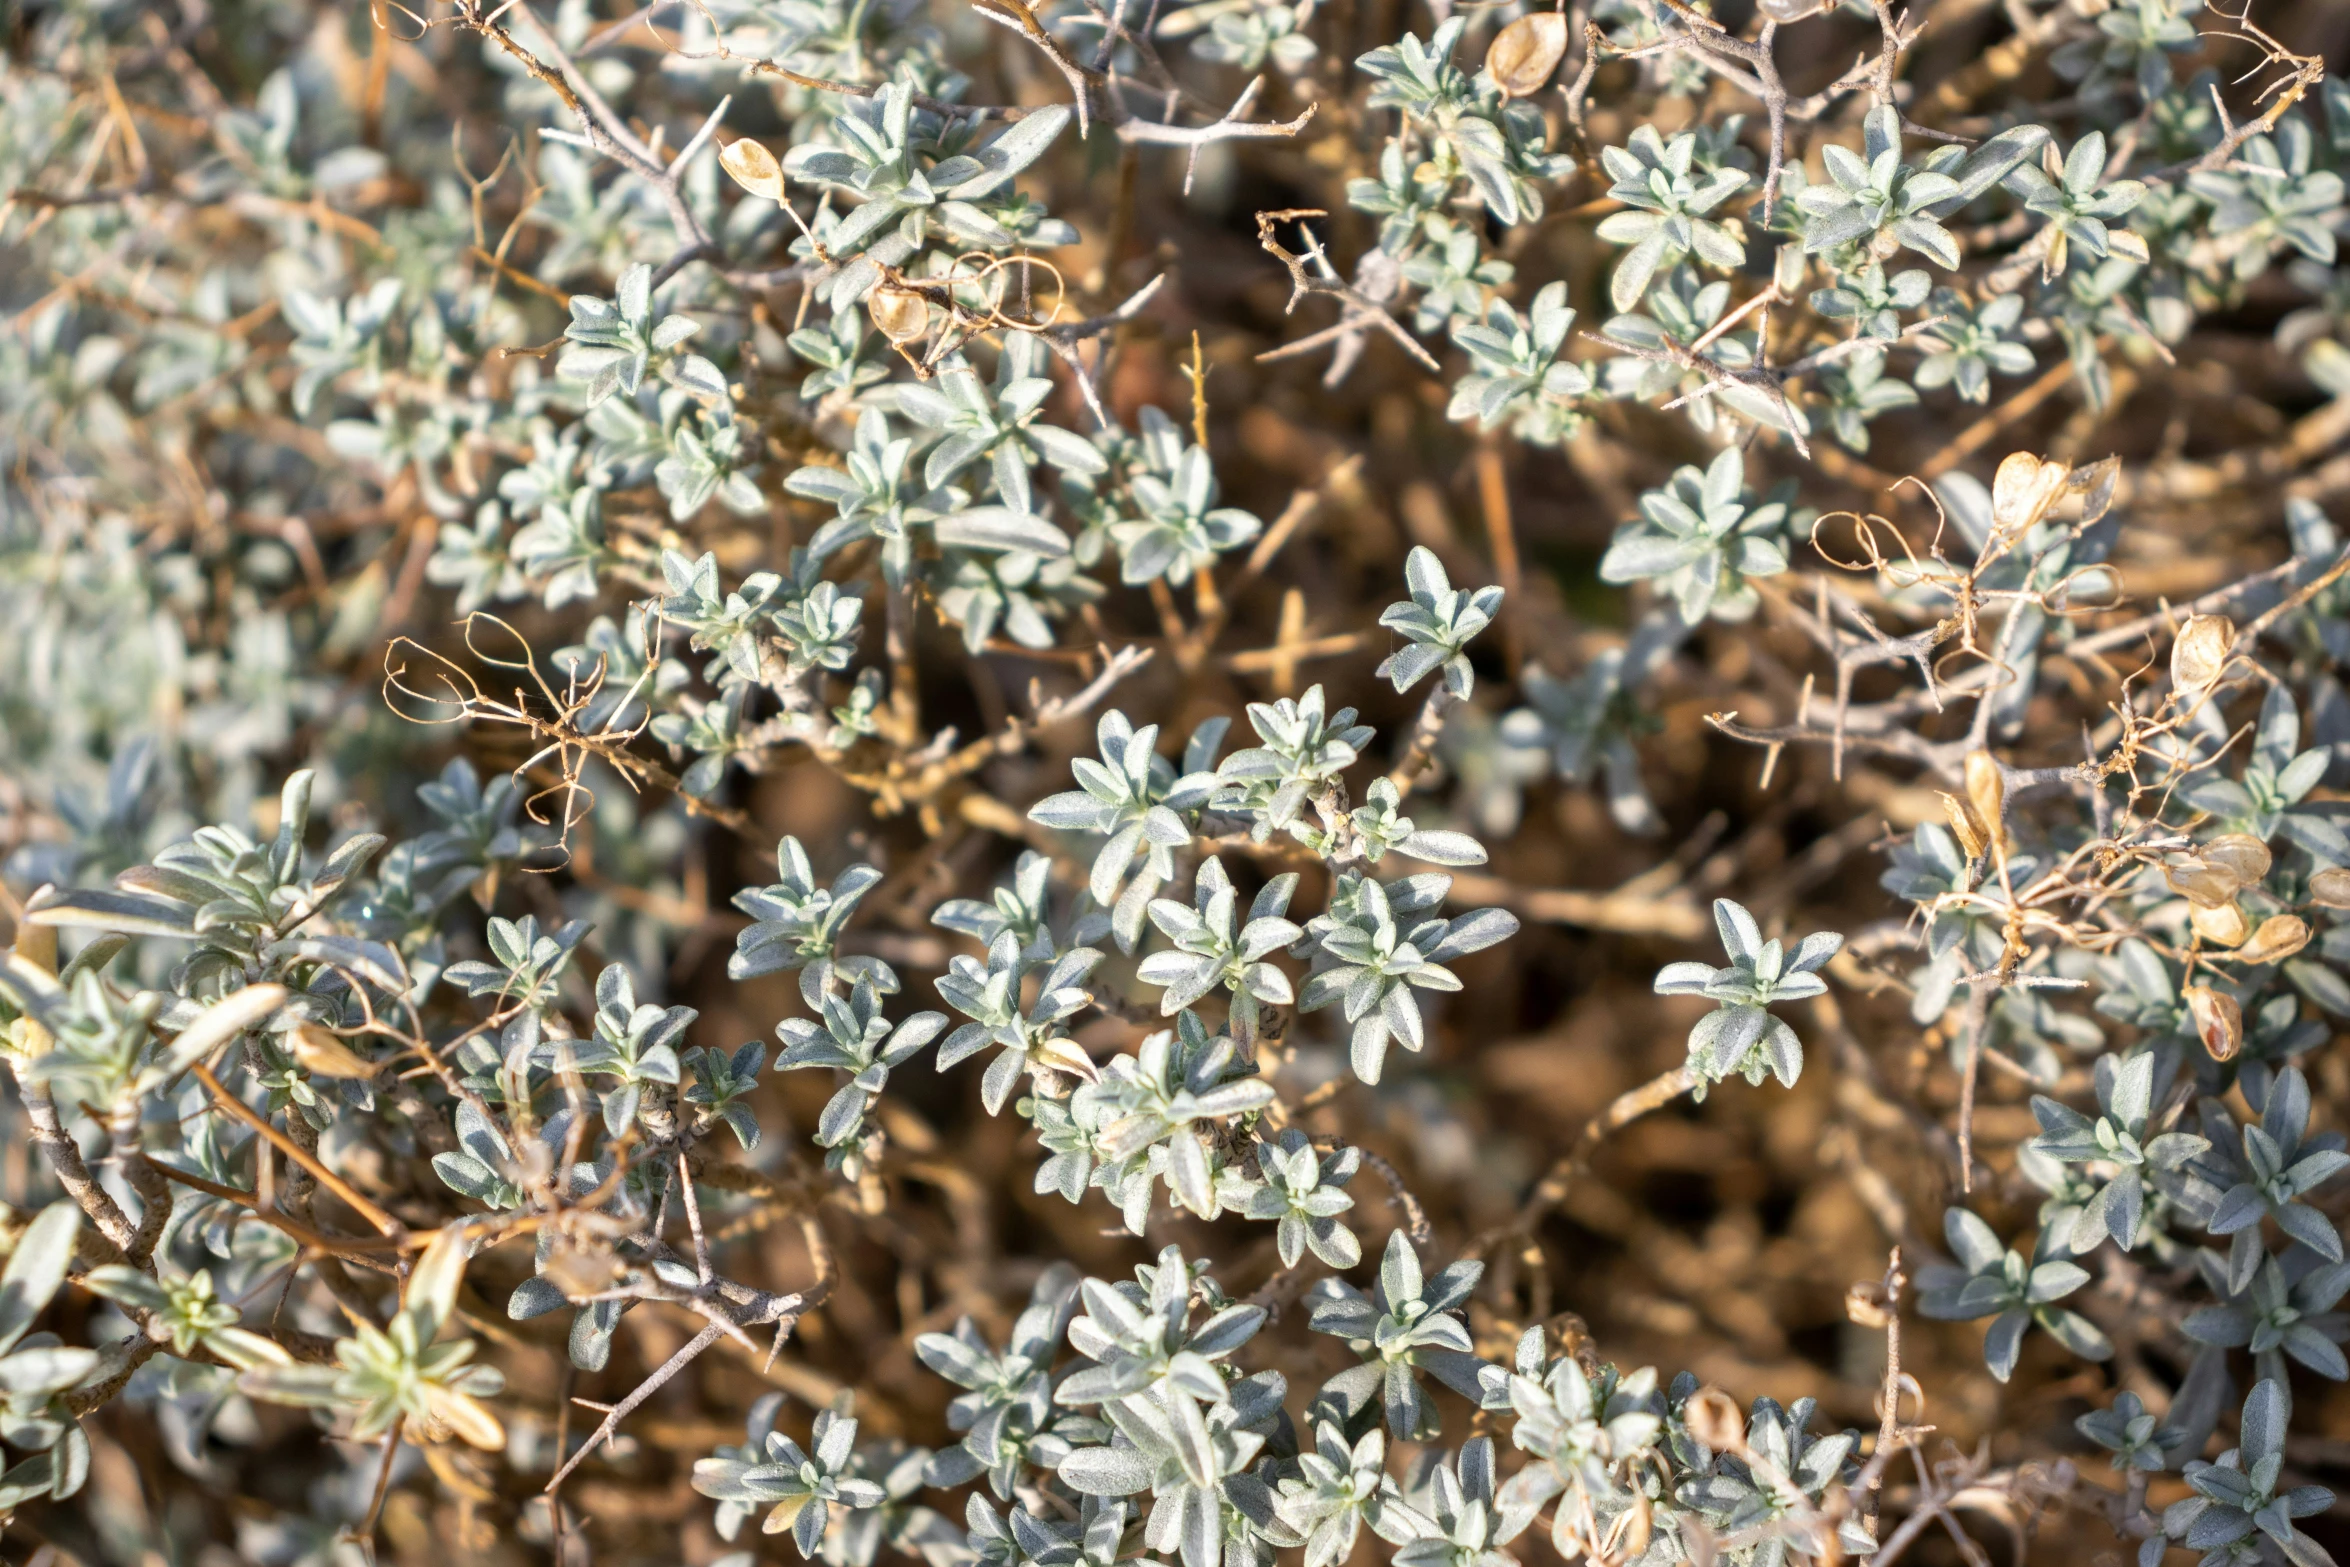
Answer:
0, 1204, 81, 1355
1924, 124, 2054, 215
24, 889, 196, 937
937, 508, 1071, 556
948, 106, 1073, 199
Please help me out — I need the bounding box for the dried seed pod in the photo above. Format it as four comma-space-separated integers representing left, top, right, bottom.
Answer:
2170, 613, 2234, 694
288, 1023, 376, 1078
514, 1135, 556, 1188
1939, 791, 1989, 862
1683, 1387, 1746, 1453
868, 286, 931, 345
1615, 1491, 1652, 1557
1772, 241, 1806, 294
2184, 985, 2243, 1062
1545, 1310, 1600, 1374
1964, 750, 2005, 854
2190, 899, 2250, 948
2311, 866, 2350, 909
1990, 451, 2067, 536
1031, 1033, 1100, 1081
2236, 914, 2311, 966
1845, 1279, 1892, 1330
2199, 833, 2272, 890
719, 137, 785, 201
1486, 11, 1567, 99
541, 1237, 627, 1298
2165, 860, 2242, 909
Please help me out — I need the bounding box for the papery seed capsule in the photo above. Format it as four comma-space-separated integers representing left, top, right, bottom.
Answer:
1991, 451, 2067, 536
2184, 984, 2243, 1062
1964, 750, 2005, 853
2165, 860, 2241, 908
542, 1238, 626, 1297
2190, 899, 2249, 948
719, 137, 786, 201
2170, 614, 2234, 694
1845, 1279, 1891, 1330
1616, 1491, 1653, 1556
2311, 866, 2350, 909
1487, 11, 1568, 99
2199, 833, 2272, 890
1773, 242, 1806, 294
867, 287, 931, 344
1683, 1387, 1746, 1453
288, 1023, 376, 1078
1939, 792, 1989, 862
2236, 914, 2310, 965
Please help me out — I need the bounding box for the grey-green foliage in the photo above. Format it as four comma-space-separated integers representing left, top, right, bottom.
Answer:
2189, 118, 2344, 282
579, 960, 696, 1136
28, 768, 383, 1001
1304, 1229, 1500, 1439
2077, 1390, 2185, 1473
0, 1204, 93, 1510
1231, 1129, 1362, 1269
766, 548, 869, 676
1401, 216, 1515, 336
1797, 108, 2046, 270
1915, 290, 2034, 403
787, 88, 1074, 282
1337, 777, 1490, 868
1494, 1326, 1661, 1556
916, 1266, 1093, 1497
15, 0, 2350, 1556
2205, 1066, 2350, 1269
896, 334, 1103, 497
1446, 281, 1591, 446
1376, 547, 1504, 700
1071, 1012, 1278, 1228
729, 835, 890, 1002
935, 934, 1101, 1115
1353, 17, 1563, 227
777, 976, 947, 1175
235, 1231, 506, 1447
1599, 265, 1791, 433
1499, 615, 1682, 838
1652, 898, 1842, 1097
2027, 1050, 2210, 1251
1918, 1206, 2112, 1381
1596, 124, 1749, 311
2155, 1379, 2333, 1567
1215, 687, 1374, 840
2182, 1248, 2350, 1386
1028, 712, 1224, 950
1815, 347, 1918, 450
2183, 685, 2345, 856
1273, 1419, 1403, 1567
559, 263, 728, 408
1108, 431, 1264, 588
1678, 1395, 1875, 1564
2006, 131, 2151, 277
1383, 1436, 1515, 1567
1297, 871, 1519, 1085
1599, 450, 1797, 625
1136, 856, 1301, 1031
693, 1404, 892, 1554
2054, 0, 2204, 101
1810, 262, 1931, 340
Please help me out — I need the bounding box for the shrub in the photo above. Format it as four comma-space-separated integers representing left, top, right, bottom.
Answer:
4, 0, 2350, 1563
